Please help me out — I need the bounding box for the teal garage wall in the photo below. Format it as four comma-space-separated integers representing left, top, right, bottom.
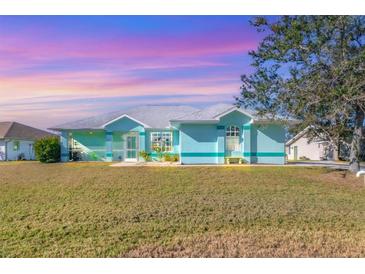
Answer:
249, 124, 285, 164
180, 124, 219, 164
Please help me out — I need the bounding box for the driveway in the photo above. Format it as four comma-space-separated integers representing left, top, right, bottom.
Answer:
288, 160, 365, 171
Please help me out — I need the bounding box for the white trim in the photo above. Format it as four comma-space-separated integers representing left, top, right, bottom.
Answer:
214, 107, 254, 120
102, 114, 150, 128
150, 131, 173, 152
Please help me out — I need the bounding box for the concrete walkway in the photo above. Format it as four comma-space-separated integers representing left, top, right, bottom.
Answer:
111, 160, 364, 170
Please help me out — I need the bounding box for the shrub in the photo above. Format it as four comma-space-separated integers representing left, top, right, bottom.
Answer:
152, 146, 163, 161
139, 150, 151, 161
172, 154, 179, 162
17, 153, 25, 161
163, 154, 172, 162
34, 136, 60, 163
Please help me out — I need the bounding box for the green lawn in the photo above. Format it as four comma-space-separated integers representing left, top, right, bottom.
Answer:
0, 162, 364, 257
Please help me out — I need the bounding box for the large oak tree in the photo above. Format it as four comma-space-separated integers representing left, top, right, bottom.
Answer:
238, 16, 364, 172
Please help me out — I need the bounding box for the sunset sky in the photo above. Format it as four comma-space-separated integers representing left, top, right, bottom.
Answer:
0, 16, 267, 129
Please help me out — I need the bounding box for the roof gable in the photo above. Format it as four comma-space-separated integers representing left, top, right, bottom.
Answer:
103, 114, 150, 128
214, 108, 254, 120
217, 109, 253, 125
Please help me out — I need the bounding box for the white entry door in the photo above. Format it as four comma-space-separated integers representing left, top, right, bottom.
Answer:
124, 132, 138, 161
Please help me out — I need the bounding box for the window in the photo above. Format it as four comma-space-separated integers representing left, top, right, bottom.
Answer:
226, 125, 240, 152
151, 131, 172, 152
226, 125, 240, 137
13, 140, 20, 151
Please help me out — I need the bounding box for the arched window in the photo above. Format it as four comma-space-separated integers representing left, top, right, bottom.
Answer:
226, 125, 241, 153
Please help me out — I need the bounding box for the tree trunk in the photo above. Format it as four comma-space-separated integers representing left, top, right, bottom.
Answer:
333, 143, 339, 161
349, 107, 364, 173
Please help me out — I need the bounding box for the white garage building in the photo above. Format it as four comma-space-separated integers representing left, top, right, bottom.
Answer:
286, 128, 338, 161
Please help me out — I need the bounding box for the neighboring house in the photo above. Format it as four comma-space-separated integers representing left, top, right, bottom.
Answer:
286, 128, 338, 161
50, 104, 288, 165
0, 122, 54, 161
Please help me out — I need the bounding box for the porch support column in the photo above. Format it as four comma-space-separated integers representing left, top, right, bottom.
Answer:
139, 130, 146, 161
60, 131, 69, 162
217, 125, 225, 164
105, 131, 113, 162
243, 123, 252, 163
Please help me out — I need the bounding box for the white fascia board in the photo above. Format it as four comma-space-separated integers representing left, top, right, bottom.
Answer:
102, 114, 150, 128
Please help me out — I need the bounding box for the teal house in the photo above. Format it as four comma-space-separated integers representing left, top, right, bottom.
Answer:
50, 104, 286, 164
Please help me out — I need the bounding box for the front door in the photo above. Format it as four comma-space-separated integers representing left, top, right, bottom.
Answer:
294, 146, 298, 160
125, 132, 138, 161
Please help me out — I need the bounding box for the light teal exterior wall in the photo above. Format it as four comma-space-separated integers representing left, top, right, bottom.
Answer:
243, 124, 252, 163
69, 130, 106, 161
248, 124, 286, 164
112, 132, 123, 161
105, 117, 144, 162
180, 124, 220, 164
218, 110, 252, 161
59, 110, 286, 165
60, 131, 69, 161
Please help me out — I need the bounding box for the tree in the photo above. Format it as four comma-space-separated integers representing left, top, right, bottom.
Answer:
34, 136, 60, 163
238, 16, 365, 172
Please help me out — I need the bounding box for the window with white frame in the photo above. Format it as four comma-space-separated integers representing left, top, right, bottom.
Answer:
151, 131, 172, 152
226, 125, 240, 152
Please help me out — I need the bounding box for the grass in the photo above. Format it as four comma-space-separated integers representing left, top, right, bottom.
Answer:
0, 162, 364, 257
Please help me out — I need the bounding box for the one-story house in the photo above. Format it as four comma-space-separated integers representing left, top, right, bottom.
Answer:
286, 127, 338, 161
0, 122, 55, 161
50, 104, 287, 165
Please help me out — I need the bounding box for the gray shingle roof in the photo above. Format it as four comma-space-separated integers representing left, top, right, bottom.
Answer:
51, 104, 285, 131
171, 103, 256, 121
50, 105, 199, 130
0, 122, 55, 140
